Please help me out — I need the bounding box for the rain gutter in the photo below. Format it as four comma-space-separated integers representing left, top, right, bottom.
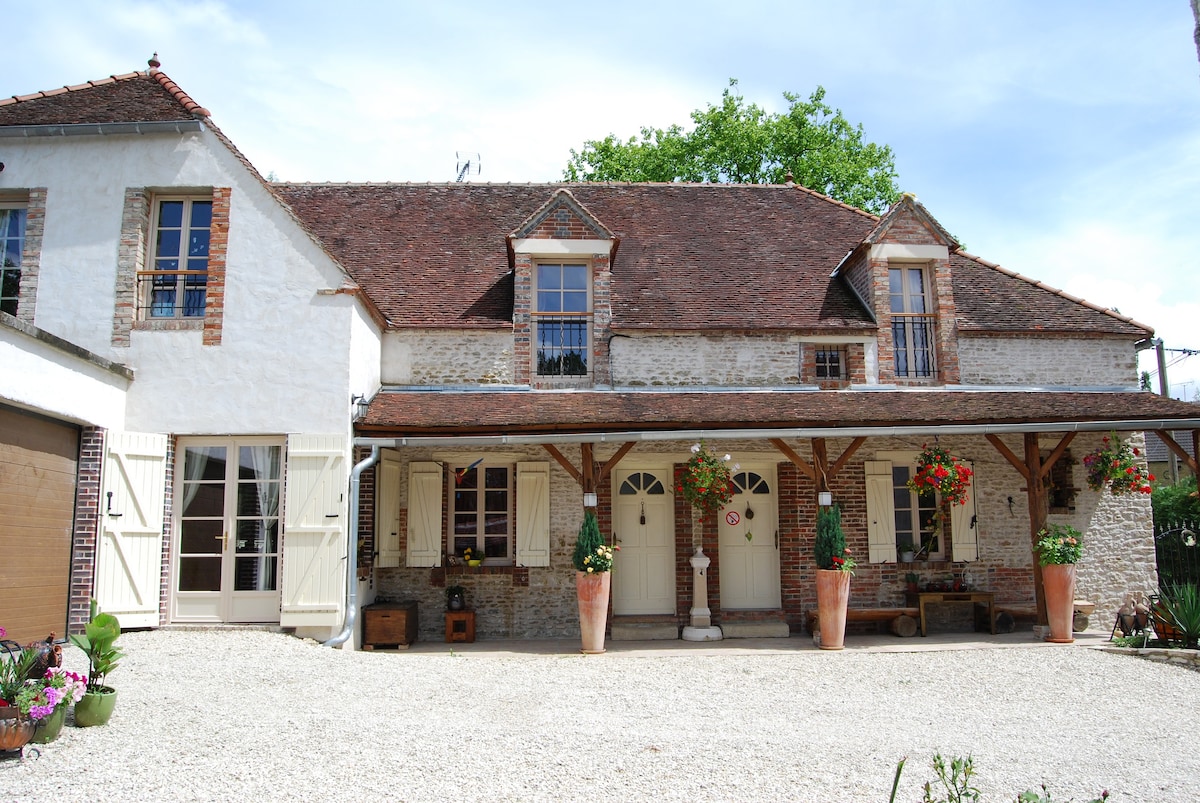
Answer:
0, 120, 204, 137
323, 445, 380, 649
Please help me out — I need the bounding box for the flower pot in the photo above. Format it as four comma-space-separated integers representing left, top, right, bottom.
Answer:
31, 704, 68, 744
1041, 564, 1076, 643
0, 707, 35, 752
815, 569, 851, 650
74, 686, 117, 727
899, 551, 915, 563
576, 570, 611, 654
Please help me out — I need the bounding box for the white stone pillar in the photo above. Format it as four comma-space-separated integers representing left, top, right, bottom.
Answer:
682, 546, 723, 641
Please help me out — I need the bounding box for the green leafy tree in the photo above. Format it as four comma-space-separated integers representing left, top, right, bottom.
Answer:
564, 80, 901, 214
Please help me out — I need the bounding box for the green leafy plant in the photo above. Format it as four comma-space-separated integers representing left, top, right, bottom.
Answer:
815, 504, 854, 572
0, 632, 41, 718
1155, 582, 1200, 648
907, 445, 974, 505
676, 442, 736, 516
1018, 785, 1109, 802
1034, 524, 1083, 566
572, 509, 616, 573
921, 754, 980, 803
1083, 433, 1153, 495
68, 607, 124, 691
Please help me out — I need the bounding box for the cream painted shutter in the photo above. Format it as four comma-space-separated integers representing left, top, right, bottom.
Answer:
950, 468, 978, 562
281, 435, 348, 626
96, 431, 168, 628
406, 461, 443, 567
515, 461, 550, 567
376, 450, 402, 568
865, 460, 896, 564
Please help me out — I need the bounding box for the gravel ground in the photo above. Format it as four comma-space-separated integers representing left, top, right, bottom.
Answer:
2, 629, 1196, 802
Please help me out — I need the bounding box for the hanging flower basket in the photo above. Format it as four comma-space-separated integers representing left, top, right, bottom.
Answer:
1082, 433, 1153, 496
906, 444, 973, 505
676, 442, 737, 516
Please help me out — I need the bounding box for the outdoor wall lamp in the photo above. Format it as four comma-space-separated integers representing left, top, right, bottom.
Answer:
818, 491, 833, 506
583, 492, 598, 508
351, 394, 369, 420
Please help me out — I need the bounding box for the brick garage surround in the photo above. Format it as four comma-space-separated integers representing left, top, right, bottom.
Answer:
68, 426, 105, 633
13, 187, 47, 326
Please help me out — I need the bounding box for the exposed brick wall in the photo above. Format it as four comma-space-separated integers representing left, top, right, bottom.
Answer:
68, 426, 105, 633
512, 253, 532, 385
111, 189, 149, 347
201, 187, 231, 346
14, 187, 47, 326
356, 446, 376, 578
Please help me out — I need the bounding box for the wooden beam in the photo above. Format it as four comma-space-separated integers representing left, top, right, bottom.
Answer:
769, 438, 816, 481
986, 434, 1030, 481
541, 444, 582, 486
828, 437, 867, 479
1037, 431, 1077, 480
596, 442, 637, 486
581, 442, 595, 494
1151, 430, 1200, 475
811, 438, 830, 491
1024, 433, 1049, 627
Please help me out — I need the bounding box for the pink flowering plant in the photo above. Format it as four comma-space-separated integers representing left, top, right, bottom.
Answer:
906, 444, 973, 505
1082, 433, 1153, 495
0, 632, 83, 722
677, 442, 737, 515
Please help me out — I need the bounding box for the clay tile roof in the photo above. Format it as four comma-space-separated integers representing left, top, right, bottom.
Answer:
0, 69, 209, 126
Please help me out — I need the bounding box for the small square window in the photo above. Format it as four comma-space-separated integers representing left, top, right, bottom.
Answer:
815, 346, 847, 380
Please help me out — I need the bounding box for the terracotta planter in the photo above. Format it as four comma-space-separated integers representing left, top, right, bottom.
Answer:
815, 569, 851, 650
1042, 563, 1076, 643
0, 707, 35, 752
576, 570, 612, 654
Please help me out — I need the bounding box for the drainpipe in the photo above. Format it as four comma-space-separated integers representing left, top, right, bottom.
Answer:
324, 445, 380, 648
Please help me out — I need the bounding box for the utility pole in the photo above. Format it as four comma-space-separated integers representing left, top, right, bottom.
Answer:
1155, 338, 1180, 482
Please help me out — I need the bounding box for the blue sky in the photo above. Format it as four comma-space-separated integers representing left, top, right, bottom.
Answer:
9, 1, 1200, 398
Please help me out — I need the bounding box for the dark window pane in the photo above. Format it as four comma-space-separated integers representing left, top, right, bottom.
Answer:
179, 556, 221, 591
156, 229, 181, 258
189, 201, 213, 229
158, 200, 184, 228
234, 556, 276, 592
180, 519, 223, 555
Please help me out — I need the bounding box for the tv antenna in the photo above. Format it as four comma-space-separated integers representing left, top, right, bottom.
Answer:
456, 152, 481, 182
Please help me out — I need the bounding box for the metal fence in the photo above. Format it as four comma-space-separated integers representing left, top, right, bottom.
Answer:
1154, 520, 1200, 590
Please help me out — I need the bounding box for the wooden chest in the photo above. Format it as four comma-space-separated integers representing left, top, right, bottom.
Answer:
362, 600, 418, 649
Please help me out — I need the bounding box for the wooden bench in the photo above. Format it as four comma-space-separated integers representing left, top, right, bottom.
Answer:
806, 607, 920, 638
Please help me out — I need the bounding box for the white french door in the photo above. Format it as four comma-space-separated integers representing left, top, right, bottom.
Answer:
172, 437, 283, 623
611, 468, 675, 615
717, 464, 780, 610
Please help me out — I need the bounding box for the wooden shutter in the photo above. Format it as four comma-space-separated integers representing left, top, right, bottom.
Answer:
96, 431, 168, 628
375, 450, 402, 568
281, 435, 348, 627
515, 461, 550, 567
406, 461, 443, 567
865, 460, 896, 564
950, 468, 978, 562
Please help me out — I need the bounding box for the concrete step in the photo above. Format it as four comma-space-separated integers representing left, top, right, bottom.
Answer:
610, 621, 680, 641
720, 621, 791, 639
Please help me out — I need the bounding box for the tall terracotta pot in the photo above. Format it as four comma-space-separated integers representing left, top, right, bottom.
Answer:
815, 569, 851, 650
1042, 563, 1076, 643
576, 570, 612, 654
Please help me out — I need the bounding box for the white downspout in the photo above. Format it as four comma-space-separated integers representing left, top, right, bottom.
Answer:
324, 445, 380, 648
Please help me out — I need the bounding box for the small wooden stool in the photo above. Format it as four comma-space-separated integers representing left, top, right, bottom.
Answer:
444, 609, 476, 643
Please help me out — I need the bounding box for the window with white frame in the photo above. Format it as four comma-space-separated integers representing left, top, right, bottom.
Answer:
891, 463, 941, 560
534, 262, 590, 379
0, 205, 26, 316
889, 266, 936, 379
450, 463, 512, 562
141, 197, 213, 319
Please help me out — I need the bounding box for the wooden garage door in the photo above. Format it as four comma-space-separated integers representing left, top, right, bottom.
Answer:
0, 405, 79, 644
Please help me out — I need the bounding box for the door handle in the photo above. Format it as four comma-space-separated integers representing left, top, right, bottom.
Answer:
218, 532, 229, 550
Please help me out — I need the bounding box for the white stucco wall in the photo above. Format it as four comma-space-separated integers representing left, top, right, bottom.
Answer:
381, 330, 513, 385
957, 336, 1139, 387
0, 128, 376, 436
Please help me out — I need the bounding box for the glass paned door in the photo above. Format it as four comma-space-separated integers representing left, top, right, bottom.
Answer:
174, 438, 283, 622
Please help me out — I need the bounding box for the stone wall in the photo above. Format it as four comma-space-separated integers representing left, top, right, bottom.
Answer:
381, 330, 513, 385
611, 333, 802, 386
958, 336, 1138, 386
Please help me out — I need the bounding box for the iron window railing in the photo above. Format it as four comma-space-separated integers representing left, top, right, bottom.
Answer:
534, 313, 590, 377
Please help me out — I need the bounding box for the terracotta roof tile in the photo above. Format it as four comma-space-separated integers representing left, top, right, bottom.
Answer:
0, 70, 208, 126
358, 389, 1200, 437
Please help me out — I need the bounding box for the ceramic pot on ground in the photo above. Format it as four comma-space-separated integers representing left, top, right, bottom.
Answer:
74, 686, 117, 727
1042, 563, 1076, 643
815, 569, 851, 650
576, 570, 612, 654
31, 704, 68, 744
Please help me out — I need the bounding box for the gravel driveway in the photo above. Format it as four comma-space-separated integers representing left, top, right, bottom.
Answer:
2, 629, 1196, 802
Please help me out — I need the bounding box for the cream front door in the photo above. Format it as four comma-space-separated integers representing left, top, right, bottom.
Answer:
717, 466, 780, 610
611, 469, 675, 615
172, 438, 283, 623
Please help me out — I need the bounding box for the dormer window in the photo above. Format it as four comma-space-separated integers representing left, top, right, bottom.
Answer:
889, 266, 936, 379
143, 197, 212, 319
534, 261, 591, 379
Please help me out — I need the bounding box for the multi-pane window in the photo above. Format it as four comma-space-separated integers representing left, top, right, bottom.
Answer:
451, 464, 512, 562
889, 266, 935, 379
144, 197, 212, 319
0, 207, 26, 316
815, 345, 847, 380
892, 464, 941, 559
534, 262, 589, 377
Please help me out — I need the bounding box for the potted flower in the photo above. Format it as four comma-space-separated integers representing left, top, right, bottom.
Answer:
0, 633, 40, 752
30, 666, 87, 744
906, 444, 973, 505
572, 509, 617, 654
68, 606, 124, 727
677, 442, 737, 516
1034, 524, 1083, 643
897, 539, 916, 563
814, 504, 855, 650
446, 585, 466, 611
1082, 433, 1153, 495
462, 547, 483, 567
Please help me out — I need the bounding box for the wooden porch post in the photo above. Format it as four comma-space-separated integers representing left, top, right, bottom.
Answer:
1023, 433, 1050, 626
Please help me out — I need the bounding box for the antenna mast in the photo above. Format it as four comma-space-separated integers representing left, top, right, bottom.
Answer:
456, 152, 481, 182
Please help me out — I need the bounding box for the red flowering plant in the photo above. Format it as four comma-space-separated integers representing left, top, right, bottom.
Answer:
906, 444, 973, 506
1082, 433, 1153, 495
677, 442, 737, 516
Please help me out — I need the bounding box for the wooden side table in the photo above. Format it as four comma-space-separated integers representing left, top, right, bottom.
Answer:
444, 609, 476, 643
362, 600, 418, 649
